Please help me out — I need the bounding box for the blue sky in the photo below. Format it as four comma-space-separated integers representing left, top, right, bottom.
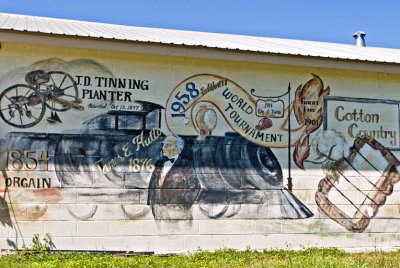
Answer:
0, 0, 399, 48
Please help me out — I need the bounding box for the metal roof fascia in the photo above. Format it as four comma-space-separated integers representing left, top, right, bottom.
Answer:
1, 31, 400, 74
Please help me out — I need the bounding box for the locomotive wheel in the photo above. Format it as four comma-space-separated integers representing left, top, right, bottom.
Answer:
0, 84, 45, 128
46, 71, 79, 111
121, 205, 150, 219
67, 204, 98, 220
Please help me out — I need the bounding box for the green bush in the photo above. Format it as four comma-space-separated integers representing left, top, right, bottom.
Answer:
20, 233, 54, 253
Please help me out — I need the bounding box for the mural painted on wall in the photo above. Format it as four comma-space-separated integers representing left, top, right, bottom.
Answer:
164, 73, 329, 149
315, 136, 400, 232
312, 97, 400, 232
0, 57, 399, 234
0, 58, 316, 225
0, 70, 82, 128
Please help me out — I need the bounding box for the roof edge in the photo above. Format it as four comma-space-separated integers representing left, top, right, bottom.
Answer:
1, 30, 400, 74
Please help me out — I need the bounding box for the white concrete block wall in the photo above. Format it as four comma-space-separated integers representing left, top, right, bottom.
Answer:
1, 42, 400, 253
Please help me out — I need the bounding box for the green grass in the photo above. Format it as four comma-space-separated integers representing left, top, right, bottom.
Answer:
1, 248, 400, 268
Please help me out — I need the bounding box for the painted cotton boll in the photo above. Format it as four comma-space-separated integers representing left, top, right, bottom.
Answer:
311, 129, 349, 161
